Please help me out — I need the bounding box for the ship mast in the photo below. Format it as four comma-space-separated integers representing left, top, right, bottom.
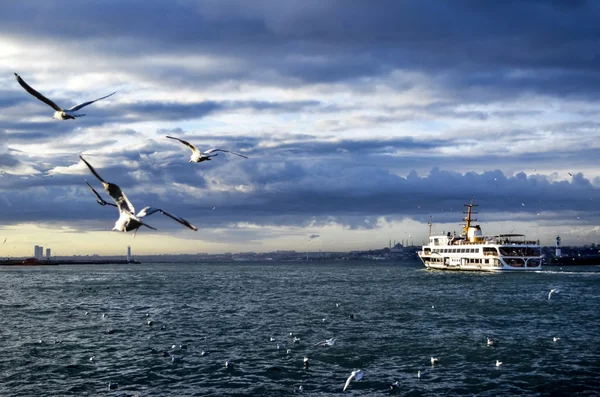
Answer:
462, 196, 478, 236
428, 216, 432, 237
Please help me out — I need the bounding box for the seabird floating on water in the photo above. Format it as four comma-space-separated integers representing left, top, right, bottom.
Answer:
431, 357, 440, 365
343, 369, 363, 392
496, 360, 503, 367
487, 338, 497, 346
553, 337, 561, 342
80, 156, 198, 235
548, 289, 559, 300
14, 73, 116, 120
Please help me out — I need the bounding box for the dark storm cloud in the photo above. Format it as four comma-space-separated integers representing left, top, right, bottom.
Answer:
122, 99, 321, 122
3, 144, 599, 232
2, 1, 600, 97
2, 0, 600, 243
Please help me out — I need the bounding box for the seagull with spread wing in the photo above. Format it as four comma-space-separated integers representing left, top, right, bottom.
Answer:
80, 156, 197, 236
343, 369, 363, 392
14, 73, 116, 120
166, 135, 248, 163
313, 338, 336, 347
86, 180, 117, 207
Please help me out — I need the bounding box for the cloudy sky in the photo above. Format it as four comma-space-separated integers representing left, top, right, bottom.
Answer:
1, 0, 600, 257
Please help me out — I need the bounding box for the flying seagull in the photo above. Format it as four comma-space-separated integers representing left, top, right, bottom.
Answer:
166, 135, 248, 163
313, 338, 336, 347
80, 156, 197, 235
86, 180, 117, 207
14, 73, 116, 120
548, 289, 559, 300
343, 369, 363, 392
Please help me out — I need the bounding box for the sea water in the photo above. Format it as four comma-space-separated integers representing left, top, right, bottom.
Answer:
0, 261, 598, 396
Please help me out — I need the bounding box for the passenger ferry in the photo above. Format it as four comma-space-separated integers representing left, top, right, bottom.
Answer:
418, 198, 542, 272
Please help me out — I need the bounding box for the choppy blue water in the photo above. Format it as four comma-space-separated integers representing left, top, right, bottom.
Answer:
0, 261, 599, 396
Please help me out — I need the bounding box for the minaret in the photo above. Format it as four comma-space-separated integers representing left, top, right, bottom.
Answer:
127, 246, 132, 262
555, 236, 561, 258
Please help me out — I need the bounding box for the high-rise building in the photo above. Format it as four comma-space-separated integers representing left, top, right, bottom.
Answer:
45, 248, 51, 259
34, 245, 44, 259
127, 246, 132, 262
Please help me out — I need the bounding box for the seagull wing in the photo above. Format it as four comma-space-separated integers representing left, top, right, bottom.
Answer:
14, 73, 63, 111
166, 136, 200, 154
68, 91, 116, 111
205, 148, 248, 159
85, 180, 117, 207
343, 372, 356, 392
80, 156, 135, 214
137, 206, 198, 231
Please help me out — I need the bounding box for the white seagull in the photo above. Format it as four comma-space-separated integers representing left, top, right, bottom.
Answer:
431, 357, 440, 365
313, 338, 336, 347
80, 156, 198, 235
496, 360, 503, 367
553, 337, 561, 342
166, 135, 248, 163
343, 369, 363, 392
548, 289, 559, 300
487, 338, 497, 347
14, 73, 116, 120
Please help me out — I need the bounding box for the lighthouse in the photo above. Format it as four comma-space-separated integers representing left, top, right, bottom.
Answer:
555, 236, 561, 258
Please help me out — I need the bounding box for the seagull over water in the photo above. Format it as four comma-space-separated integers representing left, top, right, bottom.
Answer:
313, 338, 336, 347
166, 135, 248, 163
80, 156, 198, 235
343, 369, 363, 392
548, 289, 559, 300
14, 73, 116, 120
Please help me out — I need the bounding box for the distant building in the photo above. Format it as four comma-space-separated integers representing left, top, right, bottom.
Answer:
34, 245, 44, 259
45, 248, 51, 259
127, 246, 132, 262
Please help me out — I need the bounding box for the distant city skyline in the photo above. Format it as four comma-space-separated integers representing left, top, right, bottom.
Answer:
2, 1, 600, 256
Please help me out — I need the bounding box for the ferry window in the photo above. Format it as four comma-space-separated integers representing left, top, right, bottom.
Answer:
485, 259, 489, 264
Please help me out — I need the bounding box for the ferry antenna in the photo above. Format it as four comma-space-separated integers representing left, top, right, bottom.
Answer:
428, 216, 433, 237
462, 196, 478, 235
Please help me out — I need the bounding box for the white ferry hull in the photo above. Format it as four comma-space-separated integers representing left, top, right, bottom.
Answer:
422, 261, 541, 272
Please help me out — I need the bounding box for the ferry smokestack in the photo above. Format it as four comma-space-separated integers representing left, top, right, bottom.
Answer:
555, 236, 561, 258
